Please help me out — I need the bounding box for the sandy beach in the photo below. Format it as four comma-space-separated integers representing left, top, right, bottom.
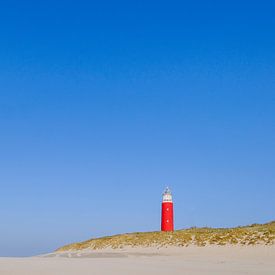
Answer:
0, 246, 274, 275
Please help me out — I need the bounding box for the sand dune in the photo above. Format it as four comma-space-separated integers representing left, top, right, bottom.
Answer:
57, 222, 275, 251
1, 246, 274, 275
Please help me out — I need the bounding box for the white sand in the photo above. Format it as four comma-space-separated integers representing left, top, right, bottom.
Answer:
0, 246, 274, 275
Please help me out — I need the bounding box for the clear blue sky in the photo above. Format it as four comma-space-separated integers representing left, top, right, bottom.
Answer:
0, 0, 274, 256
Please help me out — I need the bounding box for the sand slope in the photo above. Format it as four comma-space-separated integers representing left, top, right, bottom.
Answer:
57, 222, 275, 251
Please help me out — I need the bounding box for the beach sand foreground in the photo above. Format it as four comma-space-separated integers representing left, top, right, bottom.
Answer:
0, 246, 274, 275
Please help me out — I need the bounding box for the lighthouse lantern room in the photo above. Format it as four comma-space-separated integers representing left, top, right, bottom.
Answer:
161, 187, 174, 231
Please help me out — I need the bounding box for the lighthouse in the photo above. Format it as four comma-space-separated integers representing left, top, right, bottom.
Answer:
161, 187, 174, 231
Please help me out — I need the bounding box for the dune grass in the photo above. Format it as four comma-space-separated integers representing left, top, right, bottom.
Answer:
56, 221, 275, 251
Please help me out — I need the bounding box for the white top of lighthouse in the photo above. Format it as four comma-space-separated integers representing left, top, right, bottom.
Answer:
162, 187, 173, 202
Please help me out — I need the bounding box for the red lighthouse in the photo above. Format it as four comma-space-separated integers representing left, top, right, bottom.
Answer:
161, 187, 174, 231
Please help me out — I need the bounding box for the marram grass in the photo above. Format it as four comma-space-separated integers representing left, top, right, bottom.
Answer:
56, 221, 275, 252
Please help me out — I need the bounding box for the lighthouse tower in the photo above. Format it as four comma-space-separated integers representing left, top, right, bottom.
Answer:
161, 187, 174, 231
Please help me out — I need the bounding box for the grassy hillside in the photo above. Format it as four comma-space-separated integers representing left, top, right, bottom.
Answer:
57, 221, 275, 251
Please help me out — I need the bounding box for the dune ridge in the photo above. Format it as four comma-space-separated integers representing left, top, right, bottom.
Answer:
57, 221, 275, 252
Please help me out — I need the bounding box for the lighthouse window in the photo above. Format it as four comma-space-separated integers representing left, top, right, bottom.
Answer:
166, 208, 169, 211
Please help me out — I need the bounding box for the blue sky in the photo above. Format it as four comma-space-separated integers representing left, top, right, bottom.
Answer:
0, 0, 275, 256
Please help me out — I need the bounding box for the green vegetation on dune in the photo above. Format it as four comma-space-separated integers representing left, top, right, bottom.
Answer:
56, 221, 275, 251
